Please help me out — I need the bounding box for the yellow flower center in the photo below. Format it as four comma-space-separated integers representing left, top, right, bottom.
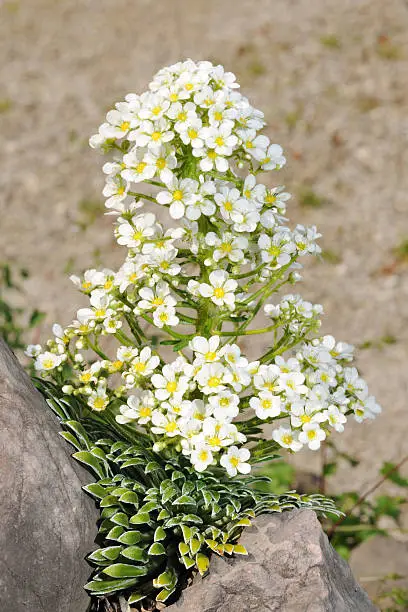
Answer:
120, 121, 130, 131
282, 434, 293, 445
139, 406, 151, 418
208, 150, 217, 160
152, 297, 164, 307
156, 158, 166, 169
300, 415, 311, 424
136, 162, 146, 174
133, 230, 144, 241
93, 397, 106, 410
205, 351, 217, 361
220, 398, 230, 407
42, 359, 55, 369
165, 421, 177, 433
117, 185, 125, 195
80, 372, 92, 382
230, 456, 240, 467
187, 128, 198, 139
224, 201, 233, 211
94, 308, 106, 318
266, 194, 276, 203
199, 450, 209, 462
215, 136, 225, 147
268, 246, 281, 257
82, 281, 92, 290
177, 111, 187, 121
152, 106, 162, 115
173, 189, 183, 200
261, 399, 272, 409
245, 140, 253, 148
307, 430, 316, 440
214, 111, 223, 121
208, 436, 221, 447
166, 381, 178, 393
185, 83, 194, 91
213, 287, 225, 299
151, 131, 161, 141
169, 93, 178, 102
221, 242, 232, 252
159, 311, 169, 322
208, 376, 221, 388
133, 362, 146, 373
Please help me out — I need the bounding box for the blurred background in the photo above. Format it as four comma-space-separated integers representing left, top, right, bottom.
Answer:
1, 0, 407, 603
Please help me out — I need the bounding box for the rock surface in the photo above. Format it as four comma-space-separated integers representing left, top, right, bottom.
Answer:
350, 535, 408, 602
0, 338, 98, 612
168, 509, 377, 612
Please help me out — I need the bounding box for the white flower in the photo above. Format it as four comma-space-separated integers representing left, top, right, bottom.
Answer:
138, 281, 176, 311
198, 270, 237, 308
258, 232, 296, 267
200, 120, 238, 155
208, 391, 240, 420
151, 410, 180, 437
153, 305, 179, 328
273, 426, 302, 452
214, 186, 245, 223
220, 446, 251, 477
219, 343, 248, 368
205, 232, 248, 263
103, 316, 122, 333
322, 405, 347, 432
250, 392, 281, 420
116, 391, 155, 425
151, 365, 189, 400
258, 144, 286, 169
278, 371, 308, 397
129, 118, 174, 149
196, 362, 232, 395
191, 444, 214, 472
25, 344, 42, 357
290, 401, 326, 428
196, 147, 229, 172
116, 212, 157, 248
88, 387, 109, 412
298, 422, 326, 450
190, 335, 221, 363
178, 116, 204, 148
130, 347, 160, 376
156, 177, 198, 219
103, 176, 129, 211
238, 128, 269, 159
144, 148, 177, 184
199, 417, 234, 450
34, 351, 63, 371
121, 150, 156, 183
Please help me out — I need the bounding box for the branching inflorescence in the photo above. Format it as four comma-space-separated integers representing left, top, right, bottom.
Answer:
28, 60, 381, 607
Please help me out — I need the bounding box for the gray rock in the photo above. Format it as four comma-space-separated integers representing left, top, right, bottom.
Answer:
350, 535, 408, 601
0, 338, 98, 612
168, 509, 377, 612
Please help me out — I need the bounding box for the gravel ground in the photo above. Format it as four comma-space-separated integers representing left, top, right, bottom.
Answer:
1, 0, 407, 546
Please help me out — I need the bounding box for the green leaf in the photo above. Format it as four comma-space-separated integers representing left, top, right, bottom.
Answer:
171, 470, 185, 481
148, 542, 166, 555
139, 501, 159, 513
128, 592, 147, 604
111, 512, 129, 527
59, 431, 82, 451
190, 538, 201, 556
380, 462, 408, 488
157, 508, 170, 520
145, 461, 161, 473
83, 483, 107, 499
196, 553, 210, 576
156, 587, 176, 602
153, 569, 176, 589
122, 458, 146, 468
182, 514, 203, 524
154, 526, 166, 541
130, 512, 150, 525
173, 495, 196, 506
106, 526, 124, 541
178, 542, 190, 556
119, 491, 139, 505
117, 531, 142, 545
121, 546, 148, 563
233, 544, 248, 555
85, 577, 138, 595
101, 495, 119, 508
88, 549, 109, 563
65, 421, 91, 448
101, 546, 122, 561
72, 450, 105, 478
162, 486, 178, 503
104, 563, 149, 578
181, 524, 192, 542
29, 309, 46, 328
181, 555, 195, 569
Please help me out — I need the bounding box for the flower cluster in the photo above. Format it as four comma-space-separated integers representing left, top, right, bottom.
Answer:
27, 59, 381, 477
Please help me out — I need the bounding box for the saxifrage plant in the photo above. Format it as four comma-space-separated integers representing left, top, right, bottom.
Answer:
28, 59, 381, 608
